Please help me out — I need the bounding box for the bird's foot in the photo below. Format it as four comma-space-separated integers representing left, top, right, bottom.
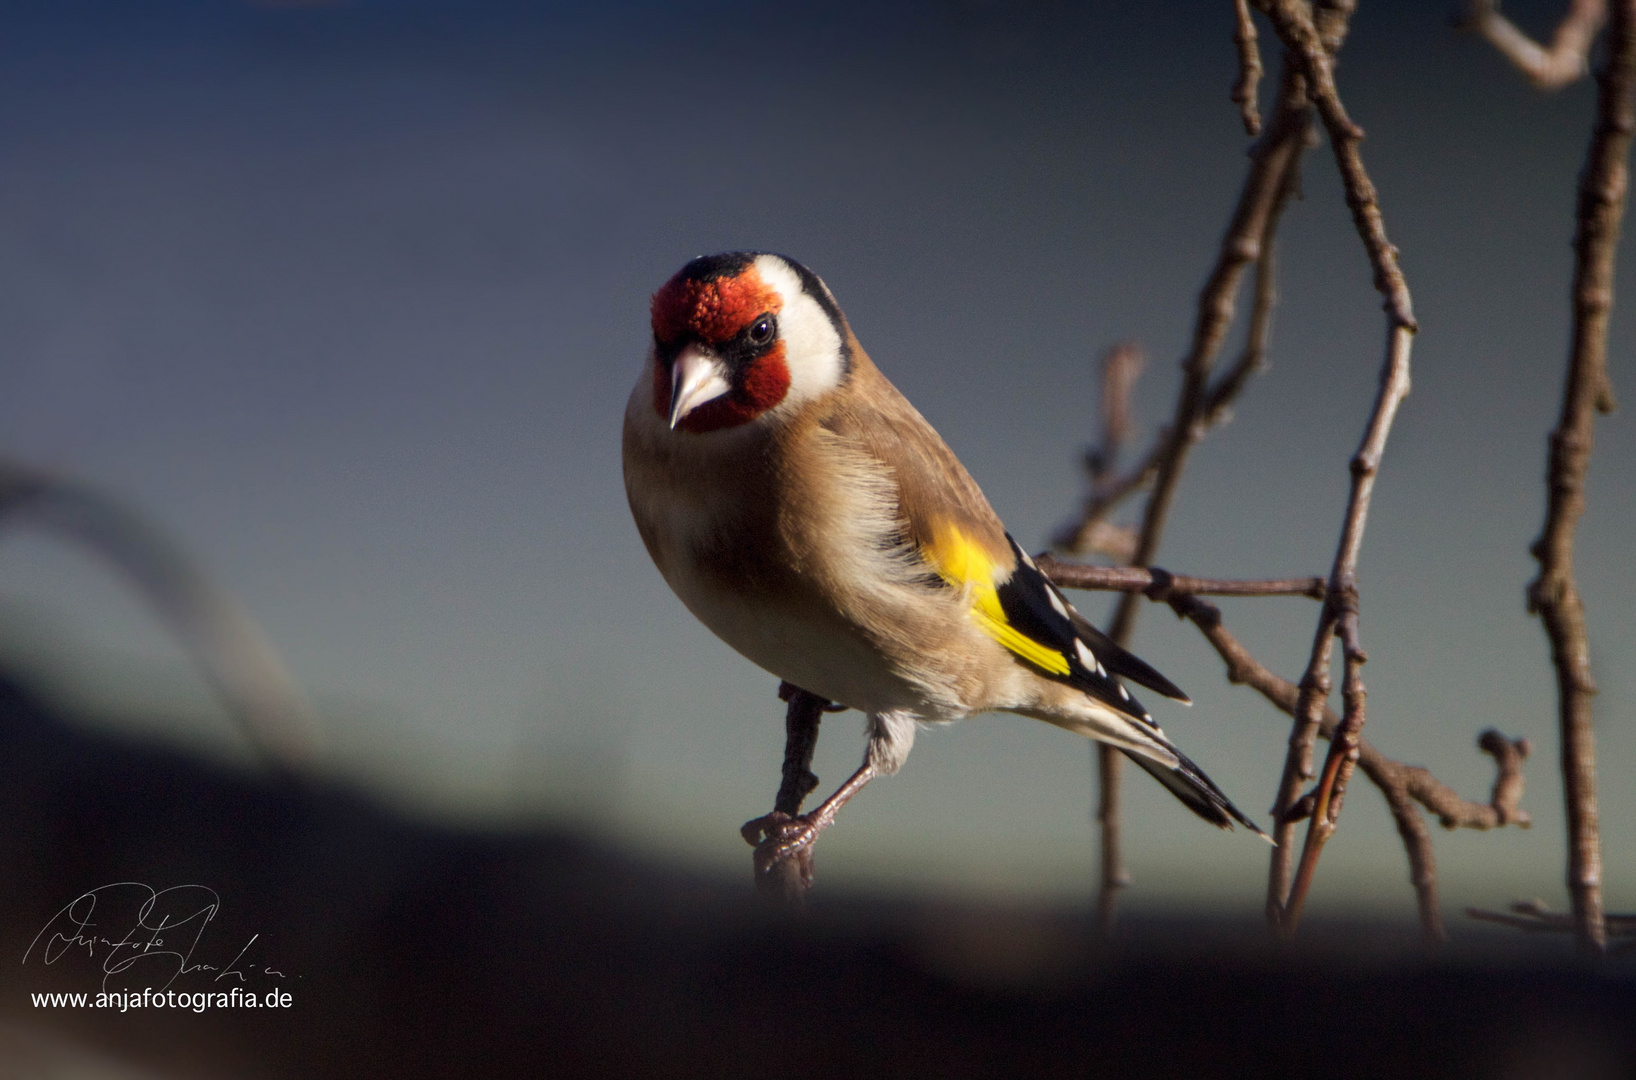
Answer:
741, 762, 874, 903
741, 811, 822, 899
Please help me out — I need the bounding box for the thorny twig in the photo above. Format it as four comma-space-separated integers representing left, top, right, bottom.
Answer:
1461, 0, 1608, 90
0, 460, 318, 771
1514, 0, 1636, 955
1252, 0, 1418, 935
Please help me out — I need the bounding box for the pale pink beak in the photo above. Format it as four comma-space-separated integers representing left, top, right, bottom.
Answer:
668, 345, 731, 429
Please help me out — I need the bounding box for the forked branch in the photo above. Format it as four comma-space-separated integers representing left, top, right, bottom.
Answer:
1462, 0, 1607, 90
1053, 50, 1319, 937
1038, 566, 1531, 941
1253, 0, 1417, 935
1162, 590, 1531, 942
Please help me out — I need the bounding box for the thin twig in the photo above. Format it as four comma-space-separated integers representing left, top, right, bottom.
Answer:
1204, 146, 1299, 420
1055, 438, 1163, 544
1079, 119, 1298, 534
1072, 521, 1140, 564
1062, 343, 1157, 547
1085, 343, 1146, 484
751, 683, 833, 903
1467, 899, 1636, 951
1253, 0, 1418, 935
1038, 556, 1324, 599
1233, 0, 1265, 135
1522, 0, 1636, 956
1164, 592, 1530, 942
1053, 210, 1289, 540
1054, 69, 1313, 555
1057, 53, 1320, 939
1462, 0, 1608, 90
0, 461, 319, 771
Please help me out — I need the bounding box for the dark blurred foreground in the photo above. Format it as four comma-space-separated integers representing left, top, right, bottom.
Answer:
0, 670, 1631, 1080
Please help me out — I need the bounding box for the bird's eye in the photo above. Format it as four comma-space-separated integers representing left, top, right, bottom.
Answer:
746, 315, 776, 346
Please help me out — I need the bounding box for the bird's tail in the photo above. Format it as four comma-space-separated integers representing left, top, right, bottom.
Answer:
1122, 747, 1273, 843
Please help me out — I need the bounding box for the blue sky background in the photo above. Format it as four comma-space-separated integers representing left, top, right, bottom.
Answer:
0, 0, 1632, 924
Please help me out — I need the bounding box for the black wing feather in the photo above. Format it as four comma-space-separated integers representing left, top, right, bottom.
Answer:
1064, 607, 1189, 703
993, 534, 1188, 725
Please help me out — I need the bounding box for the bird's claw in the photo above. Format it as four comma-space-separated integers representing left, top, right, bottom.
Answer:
741, 810, 821, 886
741, 810, 818, 856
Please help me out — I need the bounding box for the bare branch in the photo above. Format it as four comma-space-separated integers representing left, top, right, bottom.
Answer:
1204, 148, 1299, 420
1051, 346, 1154, 547
1072, 521, 1140, 564
1473, 730, 1533, 828
1054, 438, 1164, 545
1054, 197, 1291, 551
1054, 49, 1324, 938
1084, 343, 1146, 484
0, 461, 319, 771
1054, 62, 1314, 557
1253, 0, 1418, 935
1093, 742, 1129, 926
1114, 81, 1321, 580
1038, 555, 1325, 599
1520, 0, 1636, 956
1232, 0, 1265, 135
1462, 0, 1607, 90
1467, 899, 1636, 946
1165, 591, 1530, 942
749, 683, 834, 903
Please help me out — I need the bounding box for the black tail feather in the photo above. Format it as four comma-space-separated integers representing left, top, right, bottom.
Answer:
1122, 748, 1271, 841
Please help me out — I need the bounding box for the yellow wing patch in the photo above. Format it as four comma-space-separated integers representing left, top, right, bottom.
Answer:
924, 522, 1070, 677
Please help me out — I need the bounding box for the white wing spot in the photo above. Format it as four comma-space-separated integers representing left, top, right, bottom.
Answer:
1048, 589, 1069, 617
1075, 640, 1096, 669
1118, 685, 1130, 701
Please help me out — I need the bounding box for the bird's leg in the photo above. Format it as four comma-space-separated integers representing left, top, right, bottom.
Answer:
741, 683, 853, 901
743, 759, 877, 897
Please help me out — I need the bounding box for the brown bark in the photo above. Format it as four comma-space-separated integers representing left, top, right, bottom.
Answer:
1522, 0, 1636, 955
1253, 0, 1417, 935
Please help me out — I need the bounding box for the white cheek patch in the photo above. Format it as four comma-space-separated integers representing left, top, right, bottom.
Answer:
754, 254, 845, 408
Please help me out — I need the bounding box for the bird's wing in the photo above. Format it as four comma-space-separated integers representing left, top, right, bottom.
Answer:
824, 346, 1188, 726
984, 532, 1188, 726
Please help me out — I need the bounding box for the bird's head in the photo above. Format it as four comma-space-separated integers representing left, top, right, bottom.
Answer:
649, 252, 850, 434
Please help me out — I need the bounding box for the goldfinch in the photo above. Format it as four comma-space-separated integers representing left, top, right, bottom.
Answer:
623, 252, 1268, 866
